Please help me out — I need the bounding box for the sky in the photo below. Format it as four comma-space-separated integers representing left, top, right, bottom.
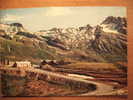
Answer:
0, 7, 127, 32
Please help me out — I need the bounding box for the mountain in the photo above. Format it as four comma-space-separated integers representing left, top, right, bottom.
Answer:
35, 24, 95, 50
100, 16, 127, 34
0, 23, 27, 34
0, 16, 127, 64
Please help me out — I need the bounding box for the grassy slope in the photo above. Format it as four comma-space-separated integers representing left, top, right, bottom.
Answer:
0, 32, 127, 64
0, 37, 59, 64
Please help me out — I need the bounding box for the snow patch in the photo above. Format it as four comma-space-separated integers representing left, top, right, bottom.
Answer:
101, 24, 118, 33
68, 74, 95, 79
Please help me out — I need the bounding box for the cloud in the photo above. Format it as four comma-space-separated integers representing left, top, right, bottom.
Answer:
44, 7, 72, 16
0, 14, 24, 22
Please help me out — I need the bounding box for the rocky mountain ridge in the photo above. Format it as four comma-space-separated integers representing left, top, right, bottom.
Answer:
0, 23, 27, 34
0, 16, 127, 63
100, 16, 127, 34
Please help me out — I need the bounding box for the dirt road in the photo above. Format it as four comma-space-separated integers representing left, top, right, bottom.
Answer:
28, 68, 115, 96
0, 67, 115, 96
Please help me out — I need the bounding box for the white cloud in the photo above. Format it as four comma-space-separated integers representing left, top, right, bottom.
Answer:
1, 14, 24, 22
44, 7, 72, 16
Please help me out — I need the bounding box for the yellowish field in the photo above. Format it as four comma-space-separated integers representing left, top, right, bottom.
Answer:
62, 62, 119, 71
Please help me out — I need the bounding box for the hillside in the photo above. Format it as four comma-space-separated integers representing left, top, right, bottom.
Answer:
0, 16, 127, 64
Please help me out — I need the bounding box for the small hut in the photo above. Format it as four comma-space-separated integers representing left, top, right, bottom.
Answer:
40, 59, 58, 66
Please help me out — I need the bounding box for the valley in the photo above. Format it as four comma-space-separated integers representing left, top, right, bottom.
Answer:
0, 16, 127, 97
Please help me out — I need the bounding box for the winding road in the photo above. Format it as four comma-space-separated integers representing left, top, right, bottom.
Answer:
0, 67, 115, 96
33, 68, 115, 96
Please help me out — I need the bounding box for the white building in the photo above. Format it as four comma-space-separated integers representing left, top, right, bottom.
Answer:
13, 61, 32, 68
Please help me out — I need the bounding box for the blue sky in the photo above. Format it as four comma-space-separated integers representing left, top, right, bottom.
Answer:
0, 7, 127, 32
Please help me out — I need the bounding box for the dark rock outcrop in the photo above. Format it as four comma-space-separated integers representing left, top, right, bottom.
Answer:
101, 16, 127, 34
